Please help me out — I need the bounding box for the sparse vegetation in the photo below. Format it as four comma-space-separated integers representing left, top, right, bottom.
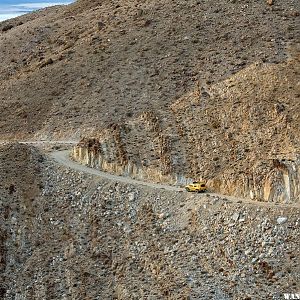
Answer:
0, 0, 299, 298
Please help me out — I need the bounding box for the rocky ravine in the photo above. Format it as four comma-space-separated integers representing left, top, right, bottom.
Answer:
1, 143, 299, 299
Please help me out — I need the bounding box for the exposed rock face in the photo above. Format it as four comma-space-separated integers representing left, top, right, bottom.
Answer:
210, 157, 300, 203
73, 138, 300, 204
72, 113, 179, 185
73, 58, 300, 204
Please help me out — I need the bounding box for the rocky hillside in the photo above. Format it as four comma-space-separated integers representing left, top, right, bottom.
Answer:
73, 53, 300, 203
1, 1, 300, 298
0, 143, 299, 299
0, 0, 299, 139
1, 0, 299, 202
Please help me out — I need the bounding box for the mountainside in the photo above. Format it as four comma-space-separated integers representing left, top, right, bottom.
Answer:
73, 55, 300, 202
1, 0, 299, 203
1, 1, 300, 298
0, 143, 299, 299
0, 0, 299, 139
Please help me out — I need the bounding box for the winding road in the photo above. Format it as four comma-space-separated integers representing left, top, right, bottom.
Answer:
50, 150, 183, 192
1, 140, 298, 207
49, 148, 300, 208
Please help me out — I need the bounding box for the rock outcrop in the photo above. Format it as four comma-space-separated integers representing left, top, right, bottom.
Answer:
209, 157, 300, 203
73, 57, 300, 204
72, 112, 179, 185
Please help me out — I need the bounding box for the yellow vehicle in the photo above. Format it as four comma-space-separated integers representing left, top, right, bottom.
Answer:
185, 181, 207, 193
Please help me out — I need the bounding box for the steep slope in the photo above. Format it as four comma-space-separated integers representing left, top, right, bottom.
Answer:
0, 144, 299, 299
0, 143, 44, 298
73, 52, 300, 203
0, 0, 299, 138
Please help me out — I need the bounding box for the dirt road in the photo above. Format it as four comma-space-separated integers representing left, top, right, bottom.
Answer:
50, 150, 183, 192
49, 149, 300, 208
1, 141, 298, 207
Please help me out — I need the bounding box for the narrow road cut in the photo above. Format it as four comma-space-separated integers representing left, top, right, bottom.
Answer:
50, 150, 183, 192
49, 150, 300, 208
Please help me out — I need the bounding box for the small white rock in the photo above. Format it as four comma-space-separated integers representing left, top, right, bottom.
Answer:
277, 217, 288, 225
232, 212, 240, 222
